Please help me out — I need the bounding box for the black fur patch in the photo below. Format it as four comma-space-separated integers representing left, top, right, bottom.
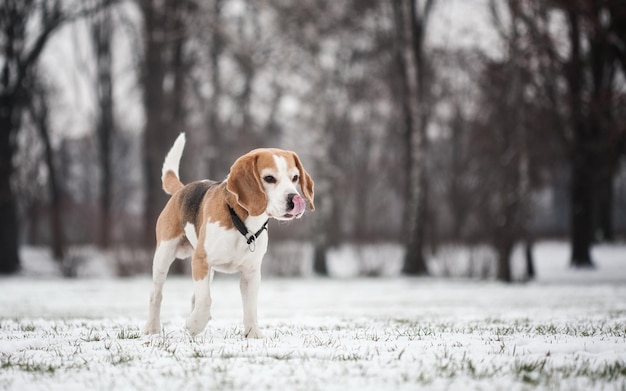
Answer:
178, 180, 219, 236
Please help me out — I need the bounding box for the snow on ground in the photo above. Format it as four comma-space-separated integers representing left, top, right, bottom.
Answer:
1, 242, 625, 390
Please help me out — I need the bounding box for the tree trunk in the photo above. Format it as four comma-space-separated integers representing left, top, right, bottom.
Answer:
30, 79, 66, 261
570, 153, 594, 267
140, 0, 168, 249
311, 156, 339, 276
139, 0, 190, 251
92, 5, 115, 249
40, 118, 66, 261
393, 0, 432, 276
525, 238, 535, 280
207, 0, 224, 179
495, 240, 513, 283
566, 9, 594, 268
0, 1, 26, 274
312, 245, 329, 276
0, 108, 20, 274
588, 3, 616, 244
595, 169, 614, 242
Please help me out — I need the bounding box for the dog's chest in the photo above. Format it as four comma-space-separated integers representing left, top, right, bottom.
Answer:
188, 220, 268, 273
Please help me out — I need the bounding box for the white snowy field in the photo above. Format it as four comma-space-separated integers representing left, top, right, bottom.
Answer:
1, 242, 626, 391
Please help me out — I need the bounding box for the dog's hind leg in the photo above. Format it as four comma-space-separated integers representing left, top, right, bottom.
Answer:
144, 238, 178, 335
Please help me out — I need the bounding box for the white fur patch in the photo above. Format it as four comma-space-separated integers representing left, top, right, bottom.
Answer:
260, 155, 300, 220
273, 155, 288, 178
202, 220, 268, 274
161, 133, 186, 181
184, 222, 198, 248
186, 274, 212, 336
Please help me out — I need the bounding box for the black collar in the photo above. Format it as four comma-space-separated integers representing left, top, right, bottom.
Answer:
228, 206, 269, 251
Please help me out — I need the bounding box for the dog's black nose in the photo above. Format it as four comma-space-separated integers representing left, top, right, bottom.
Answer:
287, 193, 297, 210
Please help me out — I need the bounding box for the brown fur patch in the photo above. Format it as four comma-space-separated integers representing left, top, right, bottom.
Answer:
226, 152, 268, 216
202, 183, 241, 230
192, 246, 209, 281
155, 196, 184, 243
162, 170, 184, 195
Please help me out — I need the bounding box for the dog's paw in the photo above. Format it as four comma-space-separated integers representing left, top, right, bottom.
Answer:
144, 322, 161, 335
244, 328, 264, 339
185, 321, 204, 337
186, 313, 211, 337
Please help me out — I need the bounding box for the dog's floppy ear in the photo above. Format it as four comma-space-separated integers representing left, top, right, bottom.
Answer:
292, 152, 315, 211
227, 153, 268, 216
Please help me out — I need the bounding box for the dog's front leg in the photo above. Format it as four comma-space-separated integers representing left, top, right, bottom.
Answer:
240, 268, 263, 339
186, 250, 212, 337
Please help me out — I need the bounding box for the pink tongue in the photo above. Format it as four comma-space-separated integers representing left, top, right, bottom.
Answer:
291, 194, 306, 215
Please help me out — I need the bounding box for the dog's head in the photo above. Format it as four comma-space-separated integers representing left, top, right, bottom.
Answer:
226, 148, 315, 220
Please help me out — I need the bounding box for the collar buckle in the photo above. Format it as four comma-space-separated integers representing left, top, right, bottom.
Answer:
228, 206, 269, 253
247, 234, 257, 252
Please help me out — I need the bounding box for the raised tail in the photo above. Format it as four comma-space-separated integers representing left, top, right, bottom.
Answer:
161, 133, 186, 195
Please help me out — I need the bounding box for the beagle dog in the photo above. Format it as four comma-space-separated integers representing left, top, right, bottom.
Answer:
144, 133, 314, 338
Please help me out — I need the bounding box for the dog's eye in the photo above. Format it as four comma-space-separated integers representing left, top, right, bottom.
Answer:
264, 175, 277, 184
292, 175, 299, 183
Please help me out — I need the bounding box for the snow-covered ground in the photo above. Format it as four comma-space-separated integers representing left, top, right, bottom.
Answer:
1, 242, 625, 390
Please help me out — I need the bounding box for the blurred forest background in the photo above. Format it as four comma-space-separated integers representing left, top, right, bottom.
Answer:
1, 0, 625, 282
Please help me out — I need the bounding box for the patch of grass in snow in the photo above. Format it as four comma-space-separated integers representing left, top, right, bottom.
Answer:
80, 328, 104, 342
116, 327, 142, 340
1, 315, 626, 390
1, 354, 58, 374
514, 356, 626, 386
514, 358, 548, 385
109, 351, 134, 366
19, 322, 36, 332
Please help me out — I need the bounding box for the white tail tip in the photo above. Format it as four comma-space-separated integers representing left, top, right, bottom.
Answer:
161, 133, 186, 181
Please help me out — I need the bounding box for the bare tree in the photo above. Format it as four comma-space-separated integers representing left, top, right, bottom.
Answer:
393, 0, 435, 275
564, 1, 625, 264
510, 1, 626, 267
27, 76, 67, 262
312, 89, 349, 276
483, 2, 533, 282
92, 1, 115, 249
470, 60, 529, 282
0, 0, 100, 273
138, 0, 197, 251
206, 0, 224, 179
